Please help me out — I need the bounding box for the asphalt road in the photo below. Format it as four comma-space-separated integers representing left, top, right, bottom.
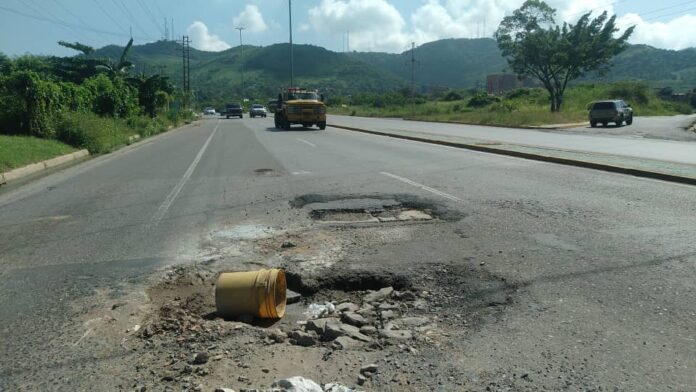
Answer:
1, 117, 695, 390
329, 114, 696, 165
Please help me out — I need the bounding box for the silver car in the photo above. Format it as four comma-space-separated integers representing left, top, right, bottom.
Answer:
249, 104, 267, 118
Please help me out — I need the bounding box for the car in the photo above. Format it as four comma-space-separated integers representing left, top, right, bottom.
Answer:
267, 99, 278, 113
203, 107, 216, 115
224, 103, 243, 119
249, 104, 267, 118
588, 100, 633, 127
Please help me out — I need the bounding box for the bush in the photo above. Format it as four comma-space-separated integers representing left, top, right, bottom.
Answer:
467, 92, 499, 108
83, 74, 139, 118
443, 91, 463, 101
57, 111, 130, 153
0, 70, 65, 138
607, 82, 649, 105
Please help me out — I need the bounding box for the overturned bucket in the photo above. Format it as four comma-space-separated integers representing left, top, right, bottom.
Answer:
215, 268, 287, 319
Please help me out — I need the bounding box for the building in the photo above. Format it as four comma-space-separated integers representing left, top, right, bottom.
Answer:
486, 74, 537, 95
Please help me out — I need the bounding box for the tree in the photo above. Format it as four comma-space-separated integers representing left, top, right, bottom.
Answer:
127, 73, 174, 117
95, 38, 135, 76
495, 0, 634, 111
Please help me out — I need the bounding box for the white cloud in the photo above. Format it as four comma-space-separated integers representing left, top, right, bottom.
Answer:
187, 21, 231, 51
306, 0, 696, 52
299, 23, 311, 32
308, 0, 410, 52
233, 4, 268, 33
617, 13, 696, 50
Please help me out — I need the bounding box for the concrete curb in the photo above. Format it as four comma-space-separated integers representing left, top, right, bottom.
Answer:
0, 149, 89, 185
329, 124, 696, 186
398, 117, 588, 130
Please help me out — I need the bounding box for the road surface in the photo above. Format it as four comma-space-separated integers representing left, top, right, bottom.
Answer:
1, 117, 695, 390
329, 114, 696, 166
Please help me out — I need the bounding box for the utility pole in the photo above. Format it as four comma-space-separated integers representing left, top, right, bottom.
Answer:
235, 27, 246, 100
164, 18, 168, 41
347, 30, 350, 52
410, 42, 416, 116
289, 0, 294, 87
180, 35, 191, 108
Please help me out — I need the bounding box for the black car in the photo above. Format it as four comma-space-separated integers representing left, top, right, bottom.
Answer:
588, 100, 633, 127
225, 103, 243, 119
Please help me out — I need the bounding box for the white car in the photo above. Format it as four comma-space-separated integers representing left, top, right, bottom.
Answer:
203, 107, 216, 115
249, 104, 267, 118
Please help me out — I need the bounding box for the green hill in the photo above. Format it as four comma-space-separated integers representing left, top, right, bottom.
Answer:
88, 38, 696, 106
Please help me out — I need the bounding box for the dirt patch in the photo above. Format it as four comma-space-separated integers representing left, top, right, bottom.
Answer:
284, 265, 412, 295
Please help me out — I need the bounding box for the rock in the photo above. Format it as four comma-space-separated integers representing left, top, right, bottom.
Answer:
364, 287, 394, 303
323, 383, 354, 392
133, 385, 146, 392
356, 304, 375, 317
357, 374, 367, 386
288, 330, 317, 347
238, 376, 249, 383
377, 302, 398, 310
266, 328, 288, 343
272, 376, 323, 392
335, 302, 359, 313
281, 241, 296, 249
412, 299, 429, 310
379, 310, 398, 320
305, 317, 339, 335
397, 210, 432, 221
262, 368, 270, 373
287, 289, 302, 305
341, 312, 367, 327
359, 325, 377, 335
393, 291, 417, 301
214, 389, 236, 392
360, 364, 379, 375
324, 321, 372, 342
379, 329, 413, 340
332, 336, 361, 350
395, 316, 430, 327
191, 352, 209, 365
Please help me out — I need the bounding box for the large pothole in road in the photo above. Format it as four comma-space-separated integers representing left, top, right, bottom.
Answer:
291, 194, 465, 223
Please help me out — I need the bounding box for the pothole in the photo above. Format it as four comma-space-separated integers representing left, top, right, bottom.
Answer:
292, 194, 463, 223
283, 266, 413, 295
254, 168, 274, 175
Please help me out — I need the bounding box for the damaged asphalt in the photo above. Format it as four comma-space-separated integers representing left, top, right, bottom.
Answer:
1, 117, 696, 391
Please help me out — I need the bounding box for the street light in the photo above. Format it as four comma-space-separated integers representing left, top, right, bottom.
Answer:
235, 26, 246, 100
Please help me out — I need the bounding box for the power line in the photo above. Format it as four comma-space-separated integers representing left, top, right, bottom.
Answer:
112, 0, 150, 39
52, 0, 111, 41
136, 0, 164, 35
19, 0, 89, 43
91, 0, 128, 34
643, 5, 696, 21
640, 0, 696, 17
0, 4, 157, 41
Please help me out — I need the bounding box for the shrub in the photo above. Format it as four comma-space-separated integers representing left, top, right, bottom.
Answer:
0, 70, 64, 138
607, 82, 649, 105
467, 92, 499, 108
443, 91, 463, 101
57, 111, 130, 153
83, 74, 139, 118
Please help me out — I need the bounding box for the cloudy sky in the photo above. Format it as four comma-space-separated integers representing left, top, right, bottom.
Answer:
1, 0, 696, 56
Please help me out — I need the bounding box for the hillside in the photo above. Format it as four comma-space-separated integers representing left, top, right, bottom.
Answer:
90, 41, 408, 106
88, 38, 696, 106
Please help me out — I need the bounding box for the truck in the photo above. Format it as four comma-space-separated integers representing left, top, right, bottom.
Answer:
274, 88, 326, 130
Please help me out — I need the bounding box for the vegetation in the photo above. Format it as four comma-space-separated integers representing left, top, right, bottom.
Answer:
329, 82, 692, 127
495, 0, 634, 111
0, 135, 76, 172
0, 39, 194, 159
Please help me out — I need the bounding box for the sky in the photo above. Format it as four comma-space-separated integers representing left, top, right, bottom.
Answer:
2, 0, 696, 56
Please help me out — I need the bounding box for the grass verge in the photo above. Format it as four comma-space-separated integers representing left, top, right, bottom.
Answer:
0, 135, 76, 173
330, 82, 693, 127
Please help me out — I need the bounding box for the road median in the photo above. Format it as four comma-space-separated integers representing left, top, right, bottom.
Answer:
329, 123, 696, 186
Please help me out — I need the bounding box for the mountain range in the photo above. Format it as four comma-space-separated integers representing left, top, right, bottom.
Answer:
90, 38, 696, 105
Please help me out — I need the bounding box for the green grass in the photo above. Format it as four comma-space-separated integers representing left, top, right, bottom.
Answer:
330, 82, 693, 127
0, 135, 76, 172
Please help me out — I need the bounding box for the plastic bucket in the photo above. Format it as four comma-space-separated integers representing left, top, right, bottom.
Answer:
215, 269, 287, 319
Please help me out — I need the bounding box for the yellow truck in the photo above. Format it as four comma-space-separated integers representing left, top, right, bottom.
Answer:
274, 88, 327, 130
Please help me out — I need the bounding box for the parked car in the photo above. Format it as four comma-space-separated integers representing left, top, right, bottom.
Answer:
588, 100, 633, 127
203, 107, 215, 115
224, 103, 243, 119
249, 104, 267, 118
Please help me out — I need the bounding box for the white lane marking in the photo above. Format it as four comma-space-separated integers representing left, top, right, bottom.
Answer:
297, 138, 317, 147
149, 121, 221, 227
292, 170, 311, 175
380, 171, 463, 203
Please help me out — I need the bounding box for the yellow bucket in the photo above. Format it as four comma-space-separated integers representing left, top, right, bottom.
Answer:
215, 269, 287, 319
